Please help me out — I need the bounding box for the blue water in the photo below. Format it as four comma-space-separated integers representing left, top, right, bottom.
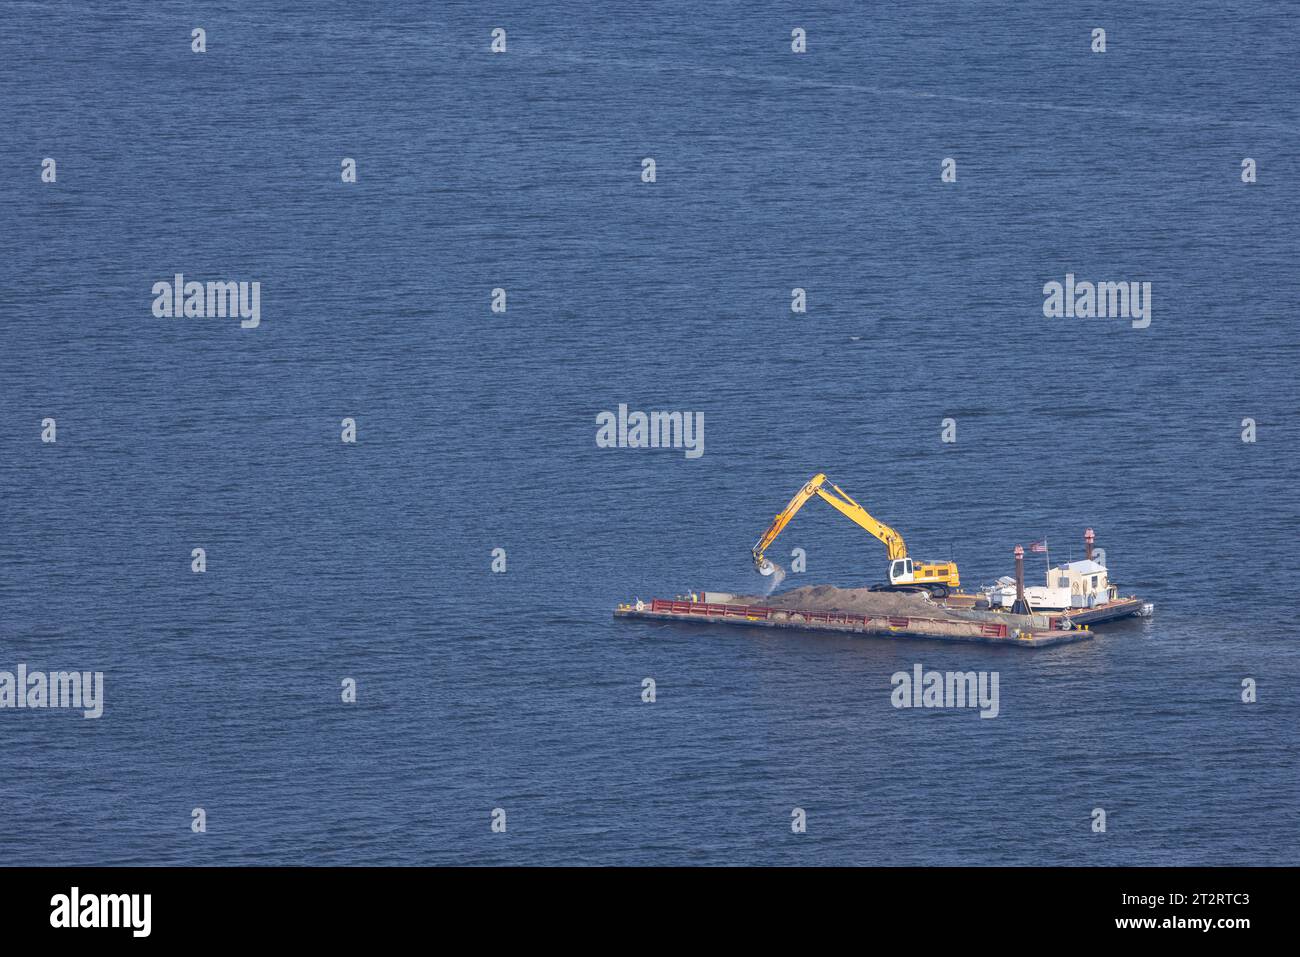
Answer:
2, 2, 1298, 865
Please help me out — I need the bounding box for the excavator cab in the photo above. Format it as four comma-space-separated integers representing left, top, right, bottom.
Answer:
889, 558, 959, 595
889, 558, 914, 583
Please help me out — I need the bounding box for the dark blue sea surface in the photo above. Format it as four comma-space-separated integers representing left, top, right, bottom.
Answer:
2, 1, 1297, 865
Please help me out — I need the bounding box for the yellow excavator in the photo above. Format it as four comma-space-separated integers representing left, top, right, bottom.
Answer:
752, 473, 961, 597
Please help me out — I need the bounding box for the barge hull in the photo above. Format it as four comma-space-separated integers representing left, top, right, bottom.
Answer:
1046, 597, 1148, 628
616, 598, 1091, 648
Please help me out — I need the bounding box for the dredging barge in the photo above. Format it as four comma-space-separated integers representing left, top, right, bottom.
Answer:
617, 474, 1151, 648
616, 519, 1152, 649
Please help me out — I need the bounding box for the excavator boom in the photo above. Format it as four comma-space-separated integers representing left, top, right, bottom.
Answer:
751, 472, 960, 593
752, 473, 907, 568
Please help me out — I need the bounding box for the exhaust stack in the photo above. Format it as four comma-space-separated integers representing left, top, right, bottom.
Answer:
1011, 545, 1031, 616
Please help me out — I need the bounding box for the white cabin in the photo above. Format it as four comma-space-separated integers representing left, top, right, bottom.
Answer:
1050, 560, 1110, 607
986, 558, 1115, 612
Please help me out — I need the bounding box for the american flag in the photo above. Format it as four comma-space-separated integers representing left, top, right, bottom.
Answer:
1029, 539, 1048, 552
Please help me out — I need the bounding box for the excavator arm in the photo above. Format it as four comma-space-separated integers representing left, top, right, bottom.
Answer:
752, 473, 908, 573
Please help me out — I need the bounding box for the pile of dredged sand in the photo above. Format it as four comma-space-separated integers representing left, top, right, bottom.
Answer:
728, 584, 1046, 628
731, 584, 942, 616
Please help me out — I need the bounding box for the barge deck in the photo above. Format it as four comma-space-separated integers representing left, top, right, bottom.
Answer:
615, 597, 1093, 648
